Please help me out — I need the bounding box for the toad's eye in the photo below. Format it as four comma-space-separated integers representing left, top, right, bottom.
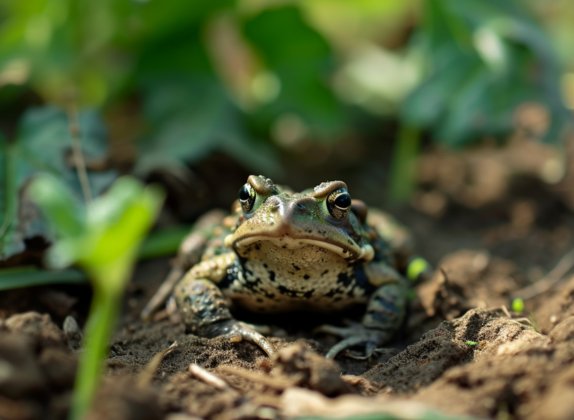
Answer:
238, 183, 256, 213
327, 189, 352, 219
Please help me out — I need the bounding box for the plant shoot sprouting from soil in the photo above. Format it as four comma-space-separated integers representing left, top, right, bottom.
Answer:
30, 175, 163, 420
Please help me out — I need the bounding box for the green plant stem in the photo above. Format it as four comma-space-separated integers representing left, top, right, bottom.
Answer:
70, 287, 121, 420
67, 104, 92, 204
388, 124, 421, 205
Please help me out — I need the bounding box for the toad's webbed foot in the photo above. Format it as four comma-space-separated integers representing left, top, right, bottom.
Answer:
316, 322, 392, 359
201, 319, 276, 356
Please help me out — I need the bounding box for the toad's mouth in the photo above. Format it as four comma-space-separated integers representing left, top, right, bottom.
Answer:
231, 234, 373, 261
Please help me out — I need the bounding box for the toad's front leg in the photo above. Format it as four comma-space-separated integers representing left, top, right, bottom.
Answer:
141, 209, 228, 320
174, 256, 275, 356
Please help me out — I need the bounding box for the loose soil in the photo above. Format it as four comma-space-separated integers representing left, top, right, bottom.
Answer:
1, 138, 574, 420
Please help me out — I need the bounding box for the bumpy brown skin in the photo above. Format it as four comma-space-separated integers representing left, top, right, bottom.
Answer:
173, 175, 421, 358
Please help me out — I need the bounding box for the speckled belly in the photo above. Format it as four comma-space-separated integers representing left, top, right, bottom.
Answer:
223, 242, 370, 312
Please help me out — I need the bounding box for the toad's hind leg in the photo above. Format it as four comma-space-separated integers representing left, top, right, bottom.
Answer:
323, 281, 407, 359
362, 281, 407, 336
174, 277, 275, 356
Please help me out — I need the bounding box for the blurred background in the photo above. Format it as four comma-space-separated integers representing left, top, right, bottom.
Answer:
1, 0, 574, 259
2, 3, 574, 417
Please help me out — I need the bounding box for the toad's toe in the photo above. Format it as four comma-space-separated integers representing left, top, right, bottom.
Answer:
203, 319, 276, 356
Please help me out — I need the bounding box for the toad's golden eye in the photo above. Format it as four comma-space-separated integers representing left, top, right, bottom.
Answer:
327, 189, 351, 219
238, 183, 256, 213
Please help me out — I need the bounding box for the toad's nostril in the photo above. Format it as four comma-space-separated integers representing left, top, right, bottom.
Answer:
291, 198, 314, 214
267, 196, 281, 212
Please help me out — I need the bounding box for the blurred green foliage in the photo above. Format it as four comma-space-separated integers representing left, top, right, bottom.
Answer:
0, 106, 115, 259
242, 5, 343, 135
402, 0, 570, 145
0, 0, 346, 175
1, 0, 569, 164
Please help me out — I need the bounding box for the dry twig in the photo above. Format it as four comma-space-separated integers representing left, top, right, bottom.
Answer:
512, 248, 574, 301
137, 341, 179, 387
216, 365, 301, 390
188, 364, 231, 391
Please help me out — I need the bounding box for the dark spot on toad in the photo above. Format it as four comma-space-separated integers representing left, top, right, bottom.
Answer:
337, 272, 353, 287
325, 288, 343, 298
353, 265, 376, 294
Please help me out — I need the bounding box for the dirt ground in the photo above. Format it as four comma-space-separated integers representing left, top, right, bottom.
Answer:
1, 137, 574, 420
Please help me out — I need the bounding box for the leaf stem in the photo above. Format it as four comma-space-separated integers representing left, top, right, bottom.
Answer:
388, 124, 421, 204
69, 286, 121, 420
67, 105, 92, 204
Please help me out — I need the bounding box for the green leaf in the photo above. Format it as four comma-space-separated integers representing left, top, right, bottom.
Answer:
27, 174, 88, 268
0, 267, 85, 291
83, 177, 164, 268
30, 175, 163, 293
129, 10, 281, 176
402, 0, 570, 145
136, 79, 280, 176
402, 57, 475, 129
17, 107, 111, 186
0, 106, 115, 261
129, 0, 236, 45
27, 174, 85, 238
242, 4, 345, 138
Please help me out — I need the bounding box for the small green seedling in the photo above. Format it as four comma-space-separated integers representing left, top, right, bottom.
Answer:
465, 340, 479, 347
511, 298, 525, 314
30, 175, 163, 420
